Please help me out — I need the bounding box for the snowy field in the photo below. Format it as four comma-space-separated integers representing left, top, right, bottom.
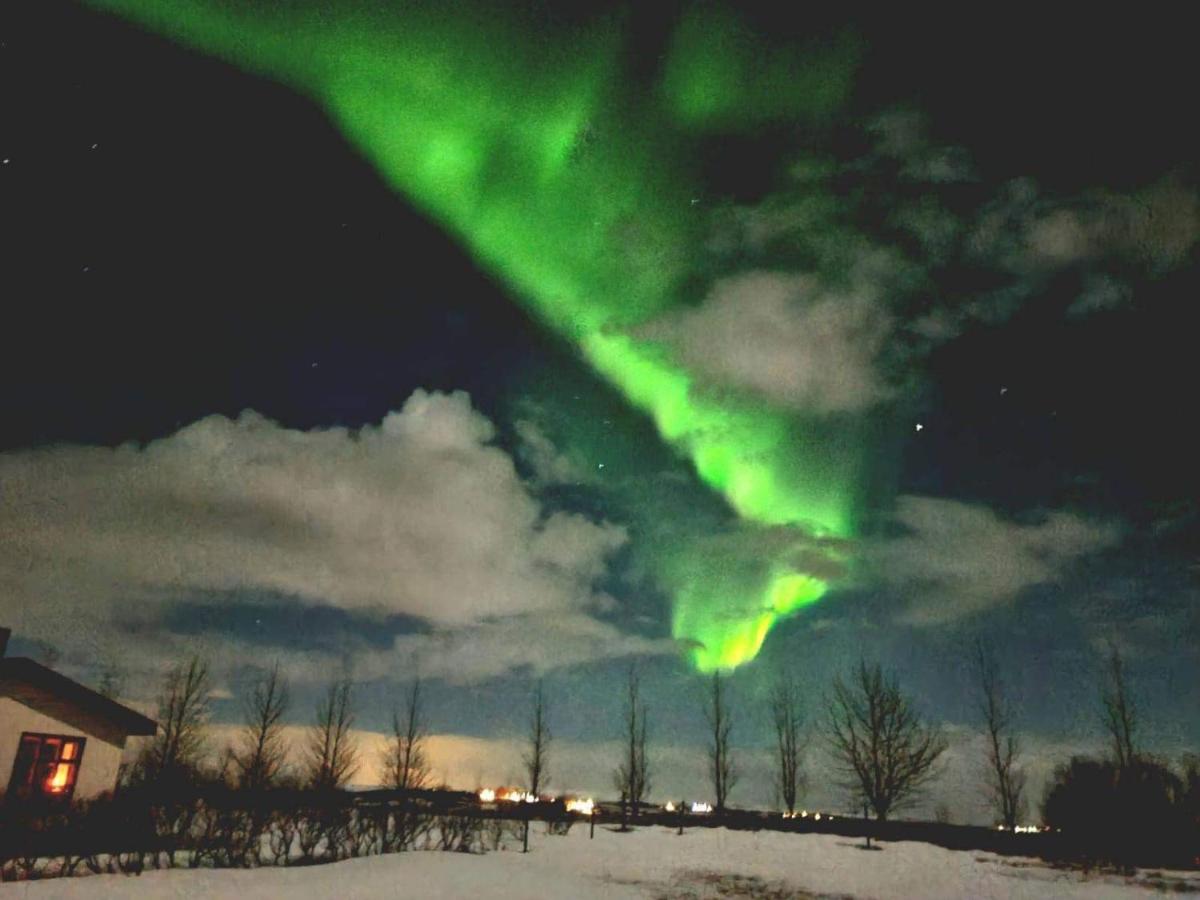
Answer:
2, 824, 1197, 899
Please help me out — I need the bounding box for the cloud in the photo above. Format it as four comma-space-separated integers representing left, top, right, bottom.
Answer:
178, 722, 1107, 826
390, 613, 674, 684
195, 724, 721, 802
973, 175, 1199, 277
634, 270, 892, 414
0, 390, 651, 680
869, 496, 1119, 625
868, 109, 976, 184
513, 418, 588, 486
1067, 273, 1132, 318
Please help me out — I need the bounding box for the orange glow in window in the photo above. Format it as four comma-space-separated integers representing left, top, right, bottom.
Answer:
61, 741, 79, 761
47, 763, 72, 792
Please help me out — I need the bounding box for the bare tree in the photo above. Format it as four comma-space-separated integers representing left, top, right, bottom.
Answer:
523, 680, 551, 798
306, 676, 358, 790
521, 681, 551, 853
140, 655, 212, 782
705, 671, 737, 813
770, 673, 806, 816
973, 638, 1025, 829
826, 659, 947, 821
383, 678, 430, 793
613, 666, 651, 820
236, 661, 291, 791
1101, 639, 1138, 770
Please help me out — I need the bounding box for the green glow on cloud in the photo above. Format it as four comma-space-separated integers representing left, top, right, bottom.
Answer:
87, 0, 863, 671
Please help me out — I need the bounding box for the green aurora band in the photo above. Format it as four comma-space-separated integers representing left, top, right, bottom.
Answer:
87, 0, 865, 672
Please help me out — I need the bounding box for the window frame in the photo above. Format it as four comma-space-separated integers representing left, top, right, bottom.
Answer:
5, 731, 88, 803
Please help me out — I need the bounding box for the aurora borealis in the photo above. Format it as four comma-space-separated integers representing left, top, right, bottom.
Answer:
4, 0, 1198, 820
82, 0, 865, 670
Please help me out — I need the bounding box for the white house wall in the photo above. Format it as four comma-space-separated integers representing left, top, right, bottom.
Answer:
0, 696, 125, 801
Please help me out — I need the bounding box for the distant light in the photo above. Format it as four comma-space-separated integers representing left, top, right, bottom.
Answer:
664, 801, 676, 812
813, 812, 822, 821
478, 788, 496, 803
800, 809, 808, 818
565, 797, 594, 816
495, 788, 538, 803
915, 423, 924, 432
691, 801, 713, 814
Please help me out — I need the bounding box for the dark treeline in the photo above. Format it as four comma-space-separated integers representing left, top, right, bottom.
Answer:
2, 642, 1197, 881
1038, 642, 1200, 871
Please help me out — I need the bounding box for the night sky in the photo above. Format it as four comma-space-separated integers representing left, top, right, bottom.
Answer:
2, 2, 1197, 819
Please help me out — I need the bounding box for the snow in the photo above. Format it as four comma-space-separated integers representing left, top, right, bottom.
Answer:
3, 824, 1198, 899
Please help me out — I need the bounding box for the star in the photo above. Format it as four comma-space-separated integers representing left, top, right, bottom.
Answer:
1000, 386, 1008, 396
915, 423, 924, 432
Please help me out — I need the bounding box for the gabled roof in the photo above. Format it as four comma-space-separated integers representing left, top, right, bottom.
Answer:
0, 657, 157, 737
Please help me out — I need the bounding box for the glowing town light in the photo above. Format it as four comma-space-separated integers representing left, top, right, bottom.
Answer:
496, 788, 537, 803
565, 797, 595, 815
478, 788, 496, 803
813, 812, 822, 821
664, 801, 676, 812
691, 801, 713, 814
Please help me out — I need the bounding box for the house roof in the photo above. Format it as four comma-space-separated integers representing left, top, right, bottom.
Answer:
0, 657, 157, 737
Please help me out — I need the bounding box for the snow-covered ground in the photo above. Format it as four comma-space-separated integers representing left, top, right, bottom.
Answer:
3, 824, 1197, 899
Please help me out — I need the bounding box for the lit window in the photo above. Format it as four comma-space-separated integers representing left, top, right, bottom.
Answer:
5, 733, 86, 802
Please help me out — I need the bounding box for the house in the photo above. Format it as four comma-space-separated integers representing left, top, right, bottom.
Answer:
0, 627, 156, 804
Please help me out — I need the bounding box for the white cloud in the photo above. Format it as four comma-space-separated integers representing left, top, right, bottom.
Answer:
634, 270, 892, 414
0, 390, 650, 679
390, 613, 674, 685
513, 419, 587, 485
869, 496, 1119, 625
181, 721, 1109, 826
973, 175, 1199, 278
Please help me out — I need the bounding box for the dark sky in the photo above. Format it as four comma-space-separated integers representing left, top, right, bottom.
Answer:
1, 1, 1196, 816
